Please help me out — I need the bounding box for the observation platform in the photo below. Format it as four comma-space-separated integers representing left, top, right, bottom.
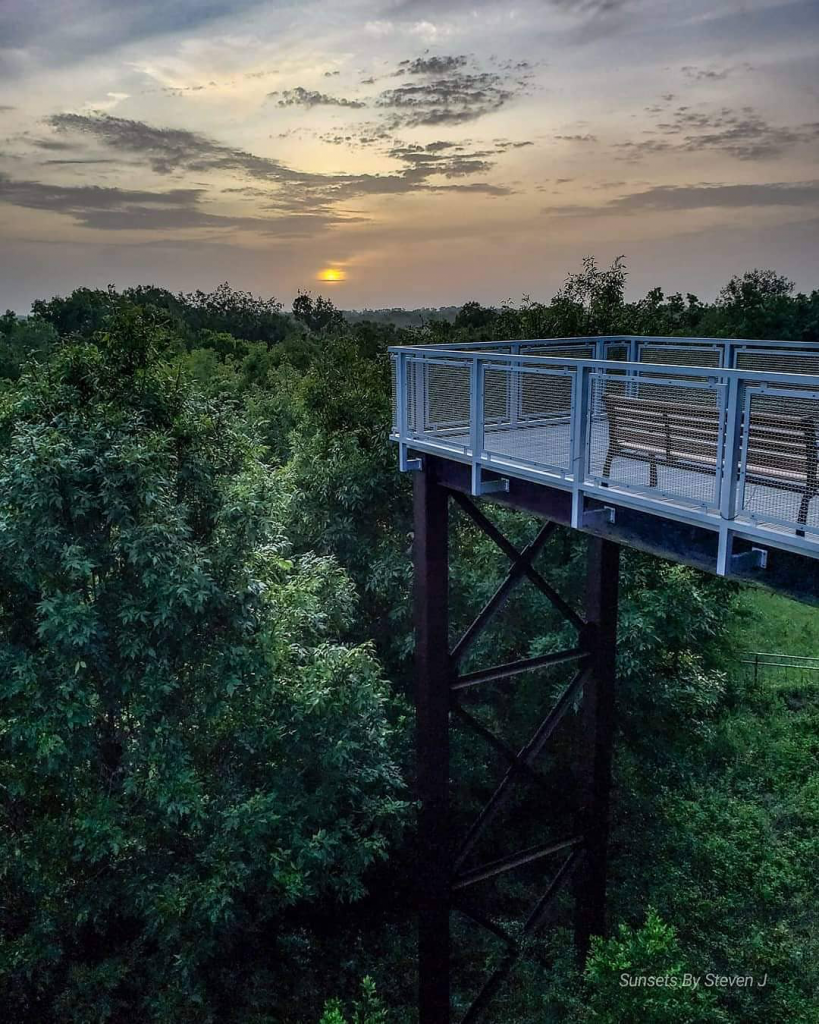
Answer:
389, 336, 819, 605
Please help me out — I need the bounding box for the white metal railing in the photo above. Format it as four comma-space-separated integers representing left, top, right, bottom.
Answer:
389, 340, 819, 570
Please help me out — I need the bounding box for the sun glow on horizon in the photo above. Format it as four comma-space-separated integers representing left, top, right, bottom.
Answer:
317, 267, 346, 283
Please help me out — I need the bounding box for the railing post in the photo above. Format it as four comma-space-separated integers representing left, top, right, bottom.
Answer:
571, 365, 591, 529
415, 353, 427, 436
717, 373, 743, 575
470, 356, 485, 495
397, 352, 422, 473
510, 343, 520, 428
414, 467, 451, 1023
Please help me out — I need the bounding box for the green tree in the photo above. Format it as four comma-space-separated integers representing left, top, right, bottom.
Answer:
0, 308, 406, 1021
0, 314, 57, 381
293, 292, 346, 335
578, 909, 729, 1024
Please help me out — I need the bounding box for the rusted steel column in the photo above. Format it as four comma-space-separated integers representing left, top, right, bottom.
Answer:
574, 536, 620, 962
414, 465, 451, 1022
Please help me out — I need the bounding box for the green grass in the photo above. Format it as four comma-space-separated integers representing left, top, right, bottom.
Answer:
731, 586, 819, 658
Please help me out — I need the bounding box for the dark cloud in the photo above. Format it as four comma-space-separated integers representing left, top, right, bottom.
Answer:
0, 172, 367, 235
680, 64, 752, 82
47, 112, 319, 183
387, 142, 495, 177
425, 182, 511, 196
397, 55, 468, 75
543, 180, 819, 216
377, 69, 517, 126
613, 139, 673, 161
270, 87, 366, 109
0, 105, 16, 112
555, 133, 598, 143
43, 112, 512, 214
323, 70, 340, 77
41, 159, 122, 166
607, 180, 819, 212
29, 138, 76, 152
618, 104, 819, 161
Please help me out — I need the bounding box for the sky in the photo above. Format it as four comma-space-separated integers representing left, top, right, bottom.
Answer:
1, 0, 818, 312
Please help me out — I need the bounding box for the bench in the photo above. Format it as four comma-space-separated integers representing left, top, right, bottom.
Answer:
601, 393, 819, 530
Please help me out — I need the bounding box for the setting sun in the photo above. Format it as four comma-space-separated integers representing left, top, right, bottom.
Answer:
317, 268, 346, 283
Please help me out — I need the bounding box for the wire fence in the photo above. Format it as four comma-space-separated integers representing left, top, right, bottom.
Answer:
738, 652, 819, 688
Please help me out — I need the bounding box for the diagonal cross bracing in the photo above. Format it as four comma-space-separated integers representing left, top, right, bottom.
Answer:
450, 491, 586, 633
453, 664, 590, 873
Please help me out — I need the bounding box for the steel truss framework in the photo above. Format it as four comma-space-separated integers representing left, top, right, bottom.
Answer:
415, 462, 619, 1023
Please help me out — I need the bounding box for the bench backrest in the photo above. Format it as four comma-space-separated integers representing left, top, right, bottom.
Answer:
603, 393, 817, 482
603, 394, 720, 461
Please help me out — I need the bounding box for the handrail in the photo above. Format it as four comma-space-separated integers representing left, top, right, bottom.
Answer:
415, 334, 819, 352
389, 337, 819, 570
388, 346, 819, 388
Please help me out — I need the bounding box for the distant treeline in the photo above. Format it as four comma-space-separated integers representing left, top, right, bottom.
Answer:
342, 306, 461, 326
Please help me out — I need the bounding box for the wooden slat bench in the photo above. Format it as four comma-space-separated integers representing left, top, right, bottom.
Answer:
601, 393, 819, 530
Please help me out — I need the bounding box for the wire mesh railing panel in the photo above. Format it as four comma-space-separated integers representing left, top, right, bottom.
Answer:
735, 349, 819, 394
406, 358, 418, 433
638, 344, 721, 383
735, 384, 819, 535
604, 343, 629, 362
424, 359, 472, 431
587, 371, 725, 509
526, 344, 596, 360
519, 365, 574, 423
483, 367, 512, 427
390, 354, 398, 434
483, 366, 574, 476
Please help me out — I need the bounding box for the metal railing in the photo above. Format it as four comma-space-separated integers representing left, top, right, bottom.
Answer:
739, 652, 819, 688
389, 338, 819, 571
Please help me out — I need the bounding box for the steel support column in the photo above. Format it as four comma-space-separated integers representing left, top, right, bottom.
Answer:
414, 465, 451, 1023
574, 537, 620, 961
413, 464, 620, 1023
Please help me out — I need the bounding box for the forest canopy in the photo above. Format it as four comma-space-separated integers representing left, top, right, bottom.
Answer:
0, 261, 817, 1023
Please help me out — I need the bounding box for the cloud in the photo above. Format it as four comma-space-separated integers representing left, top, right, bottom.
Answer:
41, 159, 123, 166
392, 0, 628, 15
0, 0, 272, 73
41, 112, 513, 215
377, 68, 517, 126
0, 172, 367, 235
47, 112, 319, 183
387, 142, 496, 177
680, 64, 752, 82
270, 87, 366, 109
618, 104, 819, 161
543, 180, 819, 216
555, 133, 598, 143
396, 55, 468, 75
607, 180, 819, 212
